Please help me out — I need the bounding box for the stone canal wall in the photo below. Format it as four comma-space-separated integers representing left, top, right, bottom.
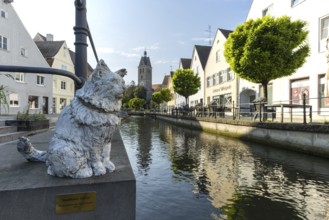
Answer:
156, 114, 329, 158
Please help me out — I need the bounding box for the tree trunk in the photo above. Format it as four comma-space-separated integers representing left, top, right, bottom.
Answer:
262, 82, 268, 121
185, 97, 189, 107
262, 82, 268, 102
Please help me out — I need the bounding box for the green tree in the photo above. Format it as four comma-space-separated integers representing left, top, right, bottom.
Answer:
151, 91, 163, 108
0, 74, 14, 114
224, 15, 310, 100
134, 86, 147, 99
172, 68, 201, 105
160, 88, 173, 102
128, 97, 145, 110
122, 83, 136, 108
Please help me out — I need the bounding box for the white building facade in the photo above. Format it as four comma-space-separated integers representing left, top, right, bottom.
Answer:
189, 45, 211, 107
247, 0, 329, 118
0, 1, 52, 115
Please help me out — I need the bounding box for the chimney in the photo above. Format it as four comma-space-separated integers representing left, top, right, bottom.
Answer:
170, 71, 174, 77
46, 34, 54, 41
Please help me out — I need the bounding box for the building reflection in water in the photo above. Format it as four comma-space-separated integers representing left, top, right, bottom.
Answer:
121, 116, 329, 220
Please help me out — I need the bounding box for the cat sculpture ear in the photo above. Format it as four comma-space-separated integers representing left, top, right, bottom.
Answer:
115, 68, 127, 78
92, 59, 110, 80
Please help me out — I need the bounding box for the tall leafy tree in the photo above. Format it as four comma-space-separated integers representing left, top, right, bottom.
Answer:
134, 86, 147, 100
151, 91, 163, 108
0, 74, 14, 114
128, 97, 145, 110
160, 88, 173, 102
224, 16, 310, 100
172, 69, 200, 106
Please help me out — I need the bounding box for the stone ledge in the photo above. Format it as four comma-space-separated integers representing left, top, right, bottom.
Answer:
0, 129, 136, 220
158, 114, 329, 134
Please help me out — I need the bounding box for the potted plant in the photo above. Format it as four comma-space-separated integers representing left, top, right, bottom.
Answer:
6, 110, 49, 131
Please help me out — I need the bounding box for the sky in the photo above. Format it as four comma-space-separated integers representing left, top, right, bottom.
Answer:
13, 0, 253, 85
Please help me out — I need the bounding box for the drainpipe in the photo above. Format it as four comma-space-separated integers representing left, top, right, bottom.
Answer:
74, 0, 88, 90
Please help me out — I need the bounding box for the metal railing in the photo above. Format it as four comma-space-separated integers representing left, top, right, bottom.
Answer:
157, 94, 329, 124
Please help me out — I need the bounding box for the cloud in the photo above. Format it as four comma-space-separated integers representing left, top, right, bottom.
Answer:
154, 59, 177, 65
97, 47, 115, 54
132, 43, 160, 52
177, 41, 186, 45
117, 51, 140, 58
192, 37, 212, 42
97, 47, 139, 58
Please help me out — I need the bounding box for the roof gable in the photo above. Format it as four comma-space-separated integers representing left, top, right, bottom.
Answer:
35, 41, 65, 58
180, 58, 192, 69
194, 45, 211, 70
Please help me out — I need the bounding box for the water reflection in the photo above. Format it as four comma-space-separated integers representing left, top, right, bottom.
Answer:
120, 116, 329, 220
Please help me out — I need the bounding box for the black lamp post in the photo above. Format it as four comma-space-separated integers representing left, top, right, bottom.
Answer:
74, 0, 88, 89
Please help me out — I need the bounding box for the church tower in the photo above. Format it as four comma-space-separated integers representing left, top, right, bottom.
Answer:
138, 50, 152, 102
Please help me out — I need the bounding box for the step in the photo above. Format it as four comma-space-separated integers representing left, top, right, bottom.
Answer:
0, 126, 17, 135
0, 131, 26, 144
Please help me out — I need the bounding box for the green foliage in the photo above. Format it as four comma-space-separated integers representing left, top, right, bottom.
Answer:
160, 88, 173, 102
17, 110, 47, 121
0, 73, 14, 114
172, 68, 201, 104
0, 85, 9, 113
224, 15, 310, 100
128, 97, 145, 110
122, 84, 147, 108
152, 91, 163, 106
134, 86, 147, 99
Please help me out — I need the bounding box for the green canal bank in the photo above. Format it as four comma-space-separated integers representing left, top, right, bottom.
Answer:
149, 113, 329, 159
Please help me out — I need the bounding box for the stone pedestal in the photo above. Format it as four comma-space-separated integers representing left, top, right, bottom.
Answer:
0, 130, 135, 220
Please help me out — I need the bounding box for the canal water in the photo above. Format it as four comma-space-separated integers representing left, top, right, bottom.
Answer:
120, 116, 329, 220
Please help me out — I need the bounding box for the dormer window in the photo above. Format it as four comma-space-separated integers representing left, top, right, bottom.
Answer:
291, 0, 305, 7
21, 48, 27, 57
1, 10, 7, 18
262, 4, 273, 17
0, 35, 8, 50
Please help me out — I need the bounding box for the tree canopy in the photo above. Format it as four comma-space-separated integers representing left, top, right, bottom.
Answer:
172, 68, 200, 105
224, 15, 310, 100
128, 97, 145, 110
160, 88, 173, 102
151, 91, 163, 106
122, 84, 147, 109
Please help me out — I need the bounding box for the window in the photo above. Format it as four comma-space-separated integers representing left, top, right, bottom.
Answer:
9, 93, 19, 107
61, 81, 66, 90
320, 16, 329, 52
262, 4, 273, 17
291, 78, 309, 104
15, 73, 25, 82
212, 75, 216, 86
0, 35, 8, 50
37, 75, 45, 86
218, 71, 223, 84
216, 49, 221, 62
53, 79, 57, 89
207, 77, 211, 87
52, 98, 57, 114
1, 10, 6, 18
291, 0, 305, 7
60, 98, 67, 110
226, 68, 235, 81
28, 96, 39, 109
21, 48, 27, 57
319, 75, 329, 108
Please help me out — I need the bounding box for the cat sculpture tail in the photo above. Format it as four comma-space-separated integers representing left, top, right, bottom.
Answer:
17, 136, 47, 162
